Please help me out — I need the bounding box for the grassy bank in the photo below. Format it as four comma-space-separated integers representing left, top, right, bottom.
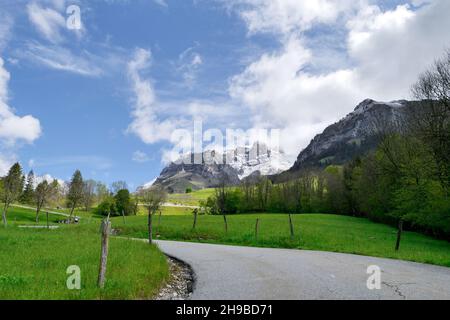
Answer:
0, 207, 169, 300
115, 213, 450, 267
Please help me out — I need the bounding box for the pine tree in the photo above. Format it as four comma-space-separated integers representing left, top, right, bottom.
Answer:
20, 170, 35, 204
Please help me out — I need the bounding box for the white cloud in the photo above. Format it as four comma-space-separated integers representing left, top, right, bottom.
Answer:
132, 150, 150, 163
0, 13, 13, 52
28, 159, 36, 168
224, 0, 361, 36
0, 57, 41, 175
229, 36, 362, 154
35, 173, 65, 186
177, 46, 204, 88
27, 2, 66, 43
0, 154, 14, 176
19, 42, 103, 77
347, 1, 450, 99
127, 48, 181, 144
227, 0, 450, 156
153, 0, 168, 8
0, 57, 42, 145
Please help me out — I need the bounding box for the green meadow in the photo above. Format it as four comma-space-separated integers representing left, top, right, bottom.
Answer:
0, 207, 169, 300
2, 203, 450, 300
116, 211, 450, 267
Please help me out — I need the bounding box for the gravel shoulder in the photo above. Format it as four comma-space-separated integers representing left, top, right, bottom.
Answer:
156, 256, 194, 300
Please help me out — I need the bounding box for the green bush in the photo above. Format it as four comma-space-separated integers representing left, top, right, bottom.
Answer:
96, 196, 117, 216
115, 189, 135, 216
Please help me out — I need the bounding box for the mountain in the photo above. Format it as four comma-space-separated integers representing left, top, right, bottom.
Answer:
288, 99, 410, 173
151, 143, 292, 193
152, 158, 240, 194
227, 144, 292, 179
148, 99, 410, 191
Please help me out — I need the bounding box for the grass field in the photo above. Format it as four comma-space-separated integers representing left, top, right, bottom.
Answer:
137, 205, 194, 216
0, 207, 169, 300
167, 188, 215, 206
2, 203, 450, 300
114, 213, 450, 267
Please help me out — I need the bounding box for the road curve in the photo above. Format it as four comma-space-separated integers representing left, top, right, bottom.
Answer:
155, 240, 450, 300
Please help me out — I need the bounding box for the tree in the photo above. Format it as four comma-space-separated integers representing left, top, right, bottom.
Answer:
131, 196, 140, 216
412, 49, 450, 195
20, 170, 35, 204
34, 180, 57, 223
138, 187, 167, 244
96, 182, 110, 203
48, 179, 61, 207
96, 196, 116, 216
82, 180, 96, 212
67, 170, 84, 221
115, 189, 132, 216
1, 163, 24, 227
215, 176, 230, 233
111, 181, 128, 195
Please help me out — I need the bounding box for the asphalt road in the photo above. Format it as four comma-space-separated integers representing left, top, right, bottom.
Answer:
155, 240, 450, 300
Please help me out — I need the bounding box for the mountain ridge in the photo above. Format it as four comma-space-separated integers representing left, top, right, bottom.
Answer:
288, 98, 411, 173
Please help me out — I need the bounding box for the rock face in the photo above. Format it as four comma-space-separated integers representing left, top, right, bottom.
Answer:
153, 159, 241, 194
152, 143, 292, 193
227, 144, 292, 179
289, 99, 410, 172
151, 99, 410, 191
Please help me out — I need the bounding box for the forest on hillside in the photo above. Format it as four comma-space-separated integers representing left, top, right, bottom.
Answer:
202, 51, 450, 240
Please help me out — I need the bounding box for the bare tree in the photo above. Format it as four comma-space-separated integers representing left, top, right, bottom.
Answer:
138, 187, 167, 244
215, 176, 229, 233
111, 181, 128, 195
35, 180, 57, 223
412, 49, 450, 195
96, 182, 110, 203
82, 180, 96, 212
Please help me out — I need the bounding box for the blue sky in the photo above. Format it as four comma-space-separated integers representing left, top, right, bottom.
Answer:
0, 0, 449, 189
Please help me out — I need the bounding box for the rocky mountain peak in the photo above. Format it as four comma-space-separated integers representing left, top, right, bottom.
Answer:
149, 142, 292, 193
289, 99, 411, 172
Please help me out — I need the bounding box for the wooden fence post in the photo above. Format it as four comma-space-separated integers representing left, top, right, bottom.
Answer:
255, 218, 260, 241
223, 213, 228, 233
98, 218, 111, 289
395, 219, 403, 251
289, 214, 294, 239
122, 210, 126, 225
158, 210, 162, 229
148, 211, 153, 245
192, 209, 198, 230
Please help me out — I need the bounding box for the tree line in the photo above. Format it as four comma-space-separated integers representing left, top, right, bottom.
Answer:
202, 50, 450, 241
0, 163, 140, 226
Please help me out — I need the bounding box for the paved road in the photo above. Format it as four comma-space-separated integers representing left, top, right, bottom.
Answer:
155, 240, 450, 300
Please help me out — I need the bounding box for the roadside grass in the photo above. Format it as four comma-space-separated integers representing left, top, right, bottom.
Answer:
167, 188, 214, 206
0, 207, 169, 300
114, 213, 450, 267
